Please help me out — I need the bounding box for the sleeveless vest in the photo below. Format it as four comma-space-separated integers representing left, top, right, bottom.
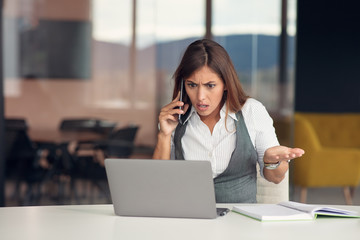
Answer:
174, 111, 257, 203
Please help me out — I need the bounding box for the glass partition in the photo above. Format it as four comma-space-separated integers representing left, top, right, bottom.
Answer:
154, 0, 205, 111
213, 0, 296, 146
2, 0, 296, 206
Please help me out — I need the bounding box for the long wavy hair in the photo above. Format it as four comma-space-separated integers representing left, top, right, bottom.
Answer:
172, 39, 248, 117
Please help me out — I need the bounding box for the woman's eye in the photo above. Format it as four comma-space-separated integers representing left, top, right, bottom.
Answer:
207, 84, 215, 88
187, 83, 197, 88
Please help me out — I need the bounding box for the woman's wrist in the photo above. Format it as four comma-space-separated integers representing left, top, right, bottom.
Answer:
157, 131, 172, 142
152, 131, 172, 160
264, 159, 290, 170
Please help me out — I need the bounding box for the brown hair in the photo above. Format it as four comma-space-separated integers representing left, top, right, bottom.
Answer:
172, 39, 248, 115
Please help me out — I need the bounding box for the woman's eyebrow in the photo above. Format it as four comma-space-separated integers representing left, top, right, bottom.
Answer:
185, 79, 198, 84
185, 80, 216, 84
203, 81, 216, 85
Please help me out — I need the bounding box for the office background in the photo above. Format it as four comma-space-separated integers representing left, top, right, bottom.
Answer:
0, 0, 359, 207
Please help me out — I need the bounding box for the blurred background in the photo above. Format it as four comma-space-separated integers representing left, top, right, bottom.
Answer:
0, 0, 359, 207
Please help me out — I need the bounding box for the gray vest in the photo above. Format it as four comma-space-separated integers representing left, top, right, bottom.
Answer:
174, 111, 257, 203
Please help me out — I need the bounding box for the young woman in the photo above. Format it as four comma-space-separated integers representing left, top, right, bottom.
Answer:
153, 39, 304, 203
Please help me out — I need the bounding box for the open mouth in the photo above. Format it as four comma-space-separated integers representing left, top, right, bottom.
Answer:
196, 104, 209, 111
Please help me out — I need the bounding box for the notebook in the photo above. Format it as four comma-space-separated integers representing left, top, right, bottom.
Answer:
232, 201, 360, 222
105, 158, 218, 219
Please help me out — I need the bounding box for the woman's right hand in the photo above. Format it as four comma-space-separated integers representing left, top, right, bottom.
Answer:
158, 92, 189, 136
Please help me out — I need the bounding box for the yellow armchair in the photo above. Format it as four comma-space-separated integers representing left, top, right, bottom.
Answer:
293, 113, 360, 204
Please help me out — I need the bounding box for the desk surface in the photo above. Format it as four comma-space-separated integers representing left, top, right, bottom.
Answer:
0, 204, 359, 240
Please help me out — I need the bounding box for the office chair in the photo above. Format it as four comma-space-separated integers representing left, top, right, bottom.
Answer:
70, 125, 139, 203
256, 166, 289, 204
4, 119, 28, 178
5, 118, 50, 205
99, 125, 139, 158
293, 113, 360, 204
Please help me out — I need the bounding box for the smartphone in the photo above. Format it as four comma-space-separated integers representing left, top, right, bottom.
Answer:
178, 78, 184, 124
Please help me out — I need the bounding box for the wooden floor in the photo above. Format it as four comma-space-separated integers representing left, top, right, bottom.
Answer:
291, 185, 360, 205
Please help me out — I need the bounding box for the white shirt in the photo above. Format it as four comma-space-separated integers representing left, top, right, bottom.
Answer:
170, 98, 279, 178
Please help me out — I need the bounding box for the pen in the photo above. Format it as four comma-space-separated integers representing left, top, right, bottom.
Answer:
220, 208, 230, 216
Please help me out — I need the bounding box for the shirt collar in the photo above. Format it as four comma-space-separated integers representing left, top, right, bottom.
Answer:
220, 103, 238, 121
183, 105, 197, 124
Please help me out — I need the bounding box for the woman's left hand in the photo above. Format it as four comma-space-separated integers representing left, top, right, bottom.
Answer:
264, 146, 305, 164
263, 146, 304, 184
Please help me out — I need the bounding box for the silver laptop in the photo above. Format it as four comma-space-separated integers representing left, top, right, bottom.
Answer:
105, 159, 217, 219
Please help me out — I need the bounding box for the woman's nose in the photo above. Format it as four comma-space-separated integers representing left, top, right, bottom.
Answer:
197, 86, 206, 101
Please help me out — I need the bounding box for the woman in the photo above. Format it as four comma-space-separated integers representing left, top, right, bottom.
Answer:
153, 39, 304, 203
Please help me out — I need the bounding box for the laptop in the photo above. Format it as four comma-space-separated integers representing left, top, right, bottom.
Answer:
105, 158, 217, 219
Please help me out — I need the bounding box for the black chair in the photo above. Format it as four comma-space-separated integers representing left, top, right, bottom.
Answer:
5, 118, 50, 205
99, 125, 139, 158
70, 125, 139, 203
5, 119, 28, 180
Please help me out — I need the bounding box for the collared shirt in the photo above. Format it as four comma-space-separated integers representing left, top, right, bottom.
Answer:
170, 98, 279, 178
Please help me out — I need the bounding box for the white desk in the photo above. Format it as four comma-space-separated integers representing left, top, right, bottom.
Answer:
0, 204, 359, 240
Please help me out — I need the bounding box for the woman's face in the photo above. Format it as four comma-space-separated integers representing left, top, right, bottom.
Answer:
185, 66, 226, 121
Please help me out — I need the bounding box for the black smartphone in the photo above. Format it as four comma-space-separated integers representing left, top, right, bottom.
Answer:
178, 78, 184, 124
